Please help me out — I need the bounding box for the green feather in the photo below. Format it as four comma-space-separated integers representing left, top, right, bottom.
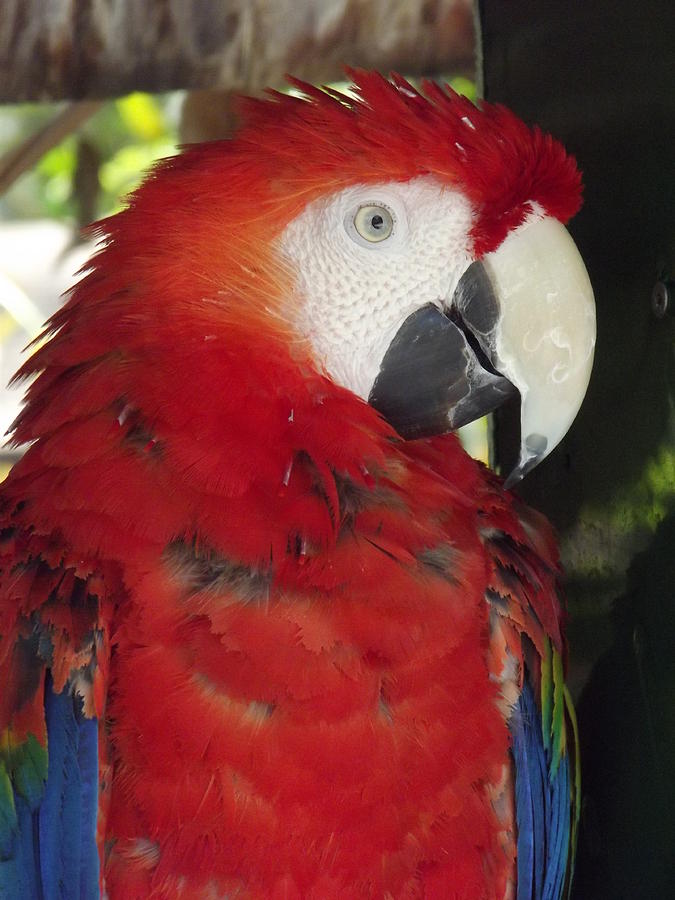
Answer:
0, 759, 18, 855
541, 637, 553, 753
0, 760, 17, 821
550, 647, 566, 777
563, 683, 581, 894
0, 732, 48, 811
12, 734, 48, 809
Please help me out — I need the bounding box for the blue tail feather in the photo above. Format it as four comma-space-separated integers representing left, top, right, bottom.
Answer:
511, 678, 571, 900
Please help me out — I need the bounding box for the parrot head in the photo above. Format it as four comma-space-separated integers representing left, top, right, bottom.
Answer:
18, 71, 594, 486
267, 73, 596, 483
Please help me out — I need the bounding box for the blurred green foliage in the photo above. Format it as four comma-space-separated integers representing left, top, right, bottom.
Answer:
0, 92, 181, 223
0, 76, 475, 227
445, 75, 476, 101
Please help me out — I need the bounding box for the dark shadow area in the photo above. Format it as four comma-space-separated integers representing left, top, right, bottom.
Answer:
572, 510, 675, 898
482, 3, 675, 532
480, 2, 675, 893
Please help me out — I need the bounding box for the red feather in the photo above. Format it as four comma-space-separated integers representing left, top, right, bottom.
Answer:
0, 73, 574, 897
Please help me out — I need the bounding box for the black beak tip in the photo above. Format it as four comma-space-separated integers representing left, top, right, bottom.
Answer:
503, 467, 525, 491
503, 433, 548, 489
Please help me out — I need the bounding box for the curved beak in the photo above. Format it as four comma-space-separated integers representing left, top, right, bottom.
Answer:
456, 217, 596, 486
369, 216, 596, 485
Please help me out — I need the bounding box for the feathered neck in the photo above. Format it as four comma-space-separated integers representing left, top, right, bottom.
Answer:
4, 270, 405, 572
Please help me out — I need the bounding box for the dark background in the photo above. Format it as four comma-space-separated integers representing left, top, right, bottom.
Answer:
481, 2, 675, 896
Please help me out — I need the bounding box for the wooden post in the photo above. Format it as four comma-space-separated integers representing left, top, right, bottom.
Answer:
479, 2, 675, 896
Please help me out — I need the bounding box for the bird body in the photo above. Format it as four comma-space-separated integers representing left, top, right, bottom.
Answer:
0, 72, 591, 898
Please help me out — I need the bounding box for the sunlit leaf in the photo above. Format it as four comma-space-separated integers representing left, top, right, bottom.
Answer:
37, 138, 77, 178
99, 140, 176, 210
447, 75, 476, 100
116, 93, 166, 141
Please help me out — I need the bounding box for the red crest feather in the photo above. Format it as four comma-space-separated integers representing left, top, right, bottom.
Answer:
235, 68, 583, 255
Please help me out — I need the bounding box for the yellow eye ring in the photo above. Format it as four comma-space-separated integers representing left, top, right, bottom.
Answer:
353, 205, 394, 242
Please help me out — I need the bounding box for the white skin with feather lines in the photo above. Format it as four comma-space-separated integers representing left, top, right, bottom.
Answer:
278, 176, 475, 399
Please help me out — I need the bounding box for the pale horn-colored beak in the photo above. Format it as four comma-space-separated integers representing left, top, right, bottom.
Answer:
453, 216, 596, 487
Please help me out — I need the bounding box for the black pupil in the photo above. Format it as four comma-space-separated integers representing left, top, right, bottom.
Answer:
371, 214, 384, 230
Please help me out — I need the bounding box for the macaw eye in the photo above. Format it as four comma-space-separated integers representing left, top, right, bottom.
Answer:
353, 205, 394, 243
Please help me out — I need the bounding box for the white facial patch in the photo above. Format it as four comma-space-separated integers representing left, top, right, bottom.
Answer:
277, 177, 474, 399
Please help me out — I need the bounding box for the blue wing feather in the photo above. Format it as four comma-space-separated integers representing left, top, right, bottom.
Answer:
76, 714, 100, 899
40, 677, 81, 895
0, 675, 99, 900
0, 794, 42, 900
511, 706, 534, 897
511, 677, 571, 900
542, 747, 570, 900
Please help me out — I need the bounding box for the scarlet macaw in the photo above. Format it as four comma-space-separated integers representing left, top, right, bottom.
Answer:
0, 72, 595, 898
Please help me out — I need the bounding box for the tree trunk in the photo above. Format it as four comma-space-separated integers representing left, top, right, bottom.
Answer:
0, 0, 473, 102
